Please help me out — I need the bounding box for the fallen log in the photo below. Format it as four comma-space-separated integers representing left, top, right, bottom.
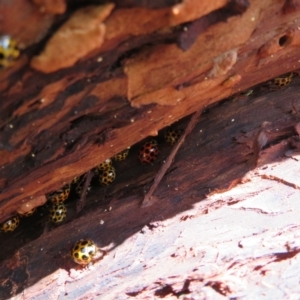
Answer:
1, 73, 300, 298
1, 0, 300, 298
1, 0, 300, 220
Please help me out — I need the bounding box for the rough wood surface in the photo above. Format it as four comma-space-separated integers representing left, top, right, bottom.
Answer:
1, 76, 300, 299
1, 1, 300, 298
1, 0, 300, 222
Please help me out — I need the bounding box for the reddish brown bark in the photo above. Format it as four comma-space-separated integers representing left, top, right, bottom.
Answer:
1, 75, 300, 298
1, 0, 300, 222
1, 0, 300, 298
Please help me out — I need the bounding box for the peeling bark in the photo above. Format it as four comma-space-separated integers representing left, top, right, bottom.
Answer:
1, 76, 300, 298
1, 0, 300, 221
1, 0, 300, 298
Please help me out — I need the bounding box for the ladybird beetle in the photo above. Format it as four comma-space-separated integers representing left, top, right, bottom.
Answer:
96, 158, 113, 172
138, 140, 159, 164
19, 208, 36, 217
47, 184, 70, 203
72, 176, 80, 185
273, 72, 294, 87
49, 202, 67, 223
0, 35, 20, 69
0, 216, 20, 232
164, 129, 181, 145
71, 239, 97, 265
113, 147, 130, 161
267, 72, 295, 89
100, 166, 116, 186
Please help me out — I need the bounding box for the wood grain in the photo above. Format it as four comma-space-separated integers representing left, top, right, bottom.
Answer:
1, 0, 300, 222
1, 75, 300, 298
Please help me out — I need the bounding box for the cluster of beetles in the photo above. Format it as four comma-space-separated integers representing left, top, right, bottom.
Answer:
0, 34, 298, 265
0, 125, 181, 265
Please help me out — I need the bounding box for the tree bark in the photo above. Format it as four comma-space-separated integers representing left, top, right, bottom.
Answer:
1, 0, 300, 220
1, 0, 300, 298
1, 73, 300, 299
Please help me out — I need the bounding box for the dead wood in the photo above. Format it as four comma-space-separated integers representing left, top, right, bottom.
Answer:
1, 74, 300, 298
142, 109, 202, 207
1, 0, 300, 221
1, 0, 300, 298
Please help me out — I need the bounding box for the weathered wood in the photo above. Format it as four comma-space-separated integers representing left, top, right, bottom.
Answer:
142, 109, 202, 207
1, 75, 300, 299
1, 0, 300, 222
1, 1, 300, 296
0, 1, 299, 220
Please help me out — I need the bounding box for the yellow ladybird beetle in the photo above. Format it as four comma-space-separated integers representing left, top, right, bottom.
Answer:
270, 72, 295, 89
0, 35, 20, 69
113, 147, 130, 161
47, 184, 71, 203
100, 166, 116, 186
72, 176, 80, 185
0, 216, 20, 232
164, 129, 182, 145
267, 72, 297, 90
49, 202, 67, 223
71, 239, 97, 265
96, 158, 113, 172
